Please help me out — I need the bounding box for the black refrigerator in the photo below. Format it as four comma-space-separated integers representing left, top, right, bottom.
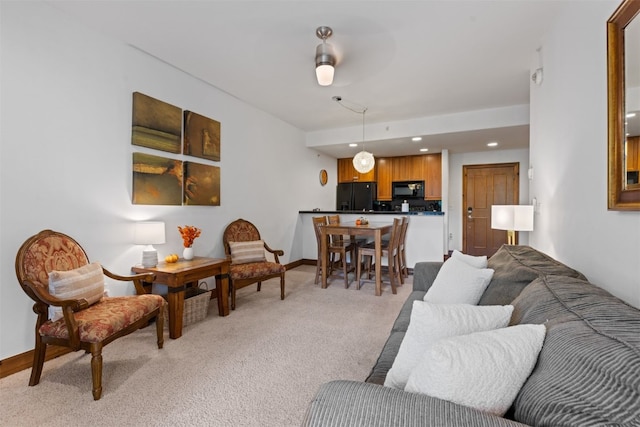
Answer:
336, 182, 377, 211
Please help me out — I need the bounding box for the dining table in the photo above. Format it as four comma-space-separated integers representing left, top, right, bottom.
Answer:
320, 221, 394, 296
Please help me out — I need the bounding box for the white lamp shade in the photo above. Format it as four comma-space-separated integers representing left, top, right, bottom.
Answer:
134, 221, 166, 245
491, 205, 534, 231
353, 150, 375, 173
316, 64, 334, 86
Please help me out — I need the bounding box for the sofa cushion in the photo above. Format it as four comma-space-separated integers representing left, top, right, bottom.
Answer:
479, 245, 587, 306
365, 331, 405, 385
384, 301, 513, 390
411, 261, 442, 293
405, 324, 546, 417
511, 275, 640, 426
303, 380, 527, 427
391, 290, 426, 333
423, 257, 494, 305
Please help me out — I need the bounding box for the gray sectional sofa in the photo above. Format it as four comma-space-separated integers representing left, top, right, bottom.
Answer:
303, 245, 640, 426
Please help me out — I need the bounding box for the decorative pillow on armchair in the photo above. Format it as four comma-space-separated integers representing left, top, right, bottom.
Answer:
423, 256, 494, 304
48, 261, 105, 321
228, 240, 267, 264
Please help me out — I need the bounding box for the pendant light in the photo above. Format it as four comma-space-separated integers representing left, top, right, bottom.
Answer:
333, 96, 375, 173
352, 108, 375, 173
315, 26, 335, 86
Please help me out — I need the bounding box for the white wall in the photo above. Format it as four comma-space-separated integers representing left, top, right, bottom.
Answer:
0, 2, 336, 359
529, 0, 640, 308
448, 148, 530, 251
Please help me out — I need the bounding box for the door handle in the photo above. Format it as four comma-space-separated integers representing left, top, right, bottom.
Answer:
467, 207, 473, 219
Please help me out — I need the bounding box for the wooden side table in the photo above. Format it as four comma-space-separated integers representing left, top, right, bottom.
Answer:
132, 257, 230, 339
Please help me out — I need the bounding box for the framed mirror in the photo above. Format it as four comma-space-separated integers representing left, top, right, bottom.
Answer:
608, 0, 640, 210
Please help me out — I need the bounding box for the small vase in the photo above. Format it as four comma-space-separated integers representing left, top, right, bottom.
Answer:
183, 246, 194, 261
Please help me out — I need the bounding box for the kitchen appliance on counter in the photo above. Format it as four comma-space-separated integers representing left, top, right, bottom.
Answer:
336, 182, 377, 211
391, 200, 441, 212
392, 180, 424, 200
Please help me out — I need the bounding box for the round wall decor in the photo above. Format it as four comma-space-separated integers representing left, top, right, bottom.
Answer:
319, 169, 328, 186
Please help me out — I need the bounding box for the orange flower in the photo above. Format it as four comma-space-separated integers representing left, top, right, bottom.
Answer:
178, 225, 201, 248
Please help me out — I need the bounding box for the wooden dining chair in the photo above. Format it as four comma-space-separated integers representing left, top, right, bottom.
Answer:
397, 216, 409, 283
14, 229, 165, 400
222, 218, 286, 310
327, 214, 357, 288
355, 218, 402, 294
312, 216, 328, 285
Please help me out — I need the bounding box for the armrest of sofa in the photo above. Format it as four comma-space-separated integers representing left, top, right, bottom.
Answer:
412, 262, 443, 293
303, 380, 528, 427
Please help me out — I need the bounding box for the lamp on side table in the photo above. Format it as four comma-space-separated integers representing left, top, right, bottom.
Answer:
134, 221, 166, 267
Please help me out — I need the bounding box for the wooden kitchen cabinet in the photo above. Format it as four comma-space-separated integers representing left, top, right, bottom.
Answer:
392, 156, 423, 181
376, 157, 393, 200
337, 158, 376, 183
423, 153, 442, 200
336, 153, 442, 200
627, 137, 640, 172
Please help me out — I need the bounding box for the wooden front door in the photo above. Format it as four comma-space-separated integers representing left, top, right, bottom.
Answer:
463, 163, 519, 257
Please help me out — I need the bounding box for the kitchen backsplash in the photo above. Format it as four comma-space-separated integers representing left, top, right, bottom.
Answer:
373, 199, 441, 212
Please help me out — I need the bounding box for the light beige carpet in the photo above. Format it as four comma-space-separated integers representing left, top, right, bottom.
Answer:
0, 265, 411, 427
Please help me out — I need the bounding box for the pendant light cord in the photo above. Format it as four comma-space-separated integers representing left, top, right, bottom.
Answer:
333, 96, 368, 151
361, 108, 367, 151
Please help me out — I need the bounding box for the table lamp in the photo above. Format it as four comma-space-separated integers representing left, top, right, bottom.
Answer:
491, 205, 534, 245
134, 221, 166, 267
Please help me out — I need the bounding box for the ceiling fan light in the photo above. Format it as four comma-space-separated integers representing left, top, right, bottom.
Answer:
315, 26, 335, 86
353, 150, 375, 173
315, 42, 335, 86
316, 64, 334, 86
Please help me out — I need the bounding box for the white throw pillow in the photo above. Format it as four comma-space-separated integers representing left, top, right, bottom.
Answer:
405, 324, 546, 417
383, 301, 513, 390
423, 256, 494, 304
451, 249, 488, 268
48, 262, 105, 321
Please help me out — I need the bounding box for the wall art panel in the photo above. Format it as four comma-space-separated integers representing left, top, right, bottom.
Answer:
131, 92, 182, 153
184, 161, 220, 206
132, 152, 183, 205
183, 110, 221, 161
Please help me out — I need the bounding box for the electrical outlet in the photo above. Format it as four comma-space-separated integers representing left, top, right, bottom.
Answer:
449, 233, 453, 240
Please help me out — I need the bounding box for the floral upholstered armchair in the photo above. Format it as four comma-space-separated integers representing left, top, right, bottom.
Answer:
14, 229, 166, 400
222, 219, 286, 310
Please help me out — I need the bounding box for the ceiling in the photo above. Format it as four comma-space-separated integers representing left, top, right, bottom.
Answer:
46, 0, 570, 158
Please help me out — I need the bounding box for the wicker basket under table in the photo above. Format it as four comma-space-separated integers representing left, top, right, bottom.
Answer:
163, 284, 211, 328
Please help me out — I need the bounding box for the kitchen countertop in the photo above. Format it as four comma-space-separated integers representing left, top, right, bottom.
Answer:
299, 210, 444, 216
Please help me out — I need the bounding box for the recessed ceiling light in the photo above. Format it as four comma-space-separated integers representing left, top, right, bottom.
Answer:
419, 148, 429, 152
487, 141, 499, 147
348, 143, 358, 147
412, 137, 422, 142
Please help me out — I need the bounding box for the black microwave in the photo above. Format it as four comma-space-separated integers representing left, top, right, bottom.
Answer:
392, 181, 425, 199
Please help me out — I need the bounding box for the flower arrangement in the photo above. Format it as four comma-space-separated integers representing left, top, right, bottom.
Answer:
178, 225, 201, 248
